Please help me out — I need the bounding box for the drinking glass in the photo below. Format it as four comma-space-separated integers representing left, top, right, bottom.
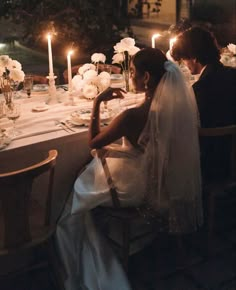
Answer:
5, 103, 21, 136
0, 101, 5, 119
23, 75, 33, 97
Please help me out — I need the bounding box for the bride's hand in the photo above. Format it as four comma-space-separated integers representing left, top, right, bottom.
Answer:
96, 87, 126, 103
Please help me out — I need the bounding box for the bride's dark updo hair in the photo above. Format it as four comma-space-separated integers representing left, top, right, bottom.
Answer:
132, 48, 167, 87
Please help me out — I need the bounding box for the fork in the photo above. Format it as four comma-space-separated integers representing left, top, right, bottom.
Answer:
60, 121, 76, 132
55, 120, 70, 133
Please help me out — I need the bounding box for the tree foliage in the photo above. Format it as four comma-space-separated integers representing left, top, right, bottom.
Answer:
11, 0, 132, 57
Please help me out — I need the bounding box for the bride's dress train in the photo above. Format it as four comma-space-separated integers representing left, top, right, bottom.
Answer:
56, 142, 146, 290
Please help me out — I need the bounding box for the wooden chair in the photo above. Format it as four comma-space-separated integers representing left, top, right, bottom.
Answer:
199, 125, 236, 247
32, 74, 48, 84
63, 64, 121, 83
94, 148, 157, 271
0, 150, 64, 289
97, 63, 121, 74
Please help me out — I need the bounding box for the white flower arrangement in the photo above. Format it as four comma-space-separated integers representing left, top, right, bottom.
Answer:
71, 38, 140, 98
112, 37, 140, 72
91, 53, 106, 64
0, 55, 25, 84
112, 37, 140, 91
220, 43, 236, 68
227, 43, 236, 55
72, 62, 110, 100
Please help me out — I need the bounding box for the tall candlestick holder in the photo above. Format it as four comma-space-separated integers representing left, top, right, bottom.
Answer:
46, 74, 59, 104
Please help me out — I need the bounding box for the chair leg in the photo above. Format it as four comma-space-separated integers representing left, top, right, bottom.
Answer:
46, 238, 66, 290
122, 220, 130, 272
207, 191, 215, 252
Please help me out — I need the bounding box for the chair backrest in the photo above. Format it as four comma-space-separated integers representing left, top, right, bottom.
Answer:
32, 75, 48, 84
63, 64, 121, 84
199, 125, 236, 179
63, 65, 82, 83
97, 63, 121, 74
0, 150, 58, 250
96, 148, 121, 208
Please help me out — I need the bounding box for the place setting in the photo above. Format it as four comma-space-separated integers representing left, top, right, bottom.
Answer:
0, 128, 12, 150
0, 101, 22, 149
66, 107, 114, 128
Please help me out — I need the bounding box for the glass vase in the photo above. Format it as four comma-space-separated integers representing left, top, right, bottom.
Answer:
123, 70, 130, 92
2, 85, 13, 106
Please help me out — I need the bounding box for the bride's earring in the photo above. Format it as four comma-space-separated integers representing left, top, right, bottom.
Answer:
144, 83, 148, 91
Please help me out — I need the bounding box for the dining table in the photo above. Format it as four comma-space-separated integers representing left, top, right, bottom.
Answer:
0, 86, 144, 221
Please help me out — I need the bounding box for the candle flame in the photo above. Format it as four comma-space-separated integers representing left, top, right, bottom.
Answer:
152, 33, 161, 39
47, 33, 51, 40
67, 50, 74, 57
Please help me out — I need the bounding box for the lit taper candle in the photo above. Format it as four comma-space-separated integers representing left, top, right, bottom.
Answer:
151, 33, 161, 48
169, 37, 177, 51
47, 33, 54, 77
67, 50, 73, 92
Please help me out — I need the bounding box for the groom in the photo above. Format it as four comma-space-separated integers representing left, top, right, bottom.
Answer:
171, 26, 236, 181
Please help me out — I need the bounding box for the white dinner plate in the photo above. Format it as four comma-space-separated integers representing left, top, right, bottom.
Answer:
32, 84, 49, 92
32, 104, 49, 112
70, 108, 113, 126
69, 119, 86, 126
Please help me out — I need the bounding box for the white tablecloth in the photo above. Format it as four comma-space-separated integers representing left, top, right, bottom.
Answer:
0, 89, 144, 221
0, 89, 144, 151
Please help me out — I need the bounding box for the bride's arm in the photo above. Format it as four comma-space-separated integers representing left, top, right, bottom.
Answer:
89, 88, 129, 149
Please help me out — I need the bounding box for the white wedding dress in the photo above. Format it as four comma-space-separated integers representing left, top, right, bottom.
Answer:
55, 60, 203, 290
56, 141, 146, 290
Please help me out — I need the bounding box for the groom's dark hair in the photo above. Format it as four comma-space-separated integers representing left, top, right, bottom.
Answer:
171, 26, 221, 65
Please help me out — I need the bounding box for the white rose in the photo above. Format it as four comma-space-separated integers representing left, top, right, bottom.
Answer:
0, 66, 5, 76
98, 71, 110, 79
83, 69, 97, 80
227, 43, 236, 55
9, 68, 25, 82
99, 78, 110, 91
10, 60, 22, 70
98, 72, 111, 91
220, 54, 230, 65
114, 42, 126, 53
83, 84, 98, 99
120, 37, 135, 48
72, 75, 84, 91
112, 53, 125, 64
78, 63, 96, 75
0, 55, 12, 68
114, 37, 136, 53
91, 53, 106, 63
128, 46, 140, 56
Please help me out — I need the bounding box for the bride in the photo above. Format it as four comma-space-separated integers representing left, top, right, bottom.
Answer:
56, 48, 203, 290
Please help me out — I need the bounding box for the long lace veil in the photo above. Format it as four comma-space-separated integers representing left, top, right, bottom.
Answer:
139, 61, 203, 233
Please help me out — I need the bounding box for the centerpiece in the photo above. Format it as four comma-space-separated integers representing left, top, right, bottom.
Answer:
71, 53, 111, 100
112, 37, 140, 92
220, 43, 236, 67
70, 37, 140, 98
0, 55, 25, 105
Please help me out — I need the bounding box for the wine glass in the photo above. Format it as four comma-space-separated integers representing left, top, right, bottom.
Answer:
23, 75, 33, 98
5, 103, 21, 136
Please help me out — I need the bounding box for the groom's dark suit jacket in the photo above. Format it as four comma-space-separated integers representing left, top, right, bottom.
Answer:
192, 62, 236, 180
